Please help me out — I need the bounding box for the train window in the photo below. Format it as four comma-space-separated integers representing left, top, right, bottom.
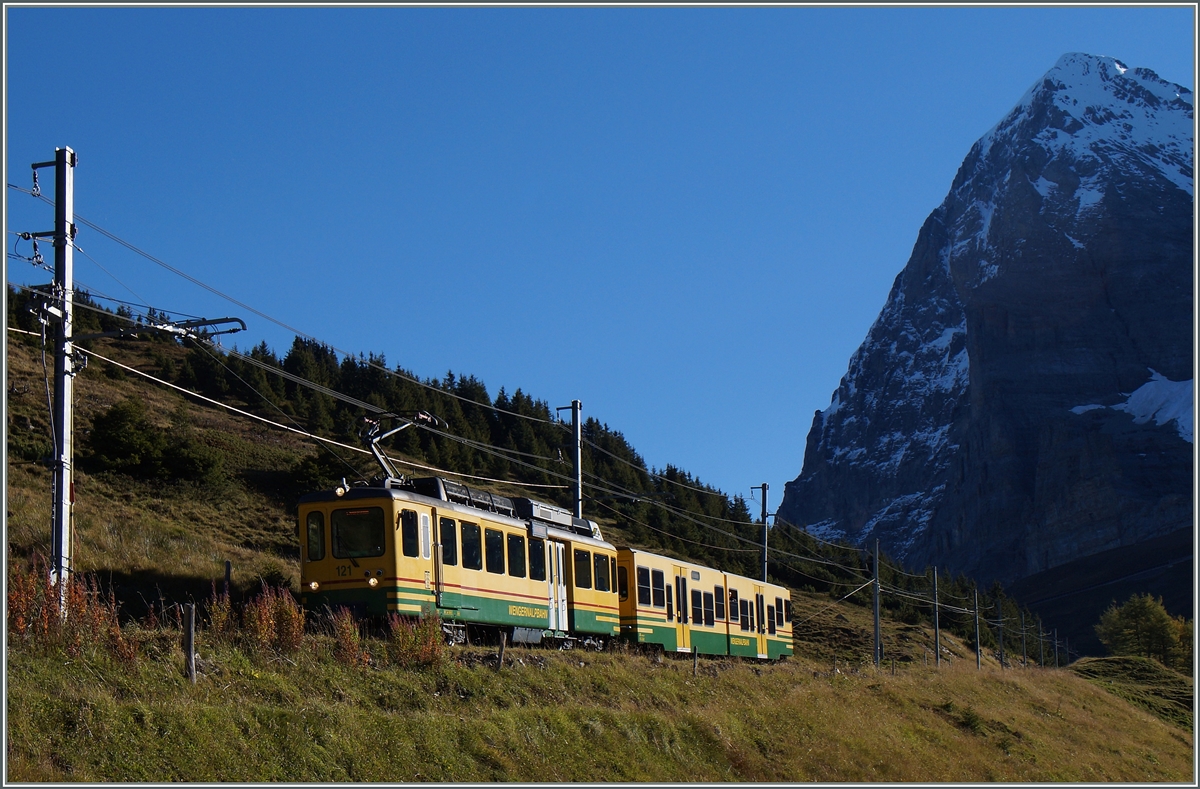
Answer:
756, 595, 766, 634
420, 514, 431, 560
611, 557, 617, 590
784, 599, 792, 624
528, 537, 546, 581
729, 589, 739, 622
775, 597, 785, 627
617, 566, 629, 601
485, 529, 505, 574
331, 507, 386, 559
461, 522, 482, 570
665, 584, 673, 620
593, 553, 611, 592
740, 599, 750, 631
636, 567, 651, 606
507, 534, 526, 578
703, 592, 715, 627
573, 549, 592, 589
678, 578, 688, 624
440, 518, 458, 566
400, 510, 419, 558
767, 605, 777, 635
691, 589, 703, 626
714, 586, 725, 620
306, 511, 325, 562
651, 569, 665, 608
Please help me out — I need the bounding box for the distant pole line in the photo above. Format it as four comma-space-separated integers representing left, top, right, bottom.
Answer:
974, 588, 981, 671
873, 538, 882, 668
933, 566, 941, 668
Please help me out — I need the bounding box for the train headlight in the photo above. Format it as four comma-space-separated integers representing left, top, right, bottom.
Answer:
309, 581, 320, 591
368, 577, 379, 588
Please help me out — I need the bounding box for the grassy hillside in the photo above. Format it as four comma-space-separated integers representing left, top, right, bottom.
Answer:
7, 621, 1194, 782
5, 328, 1195, 782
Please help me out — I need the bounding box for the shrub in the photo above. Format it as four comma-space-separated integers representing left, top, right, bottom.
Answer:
239, 585, 305, 656
7, 558, 135, 664
86, 398, 225, 485
272, 588, 305, 655
87, 398, 167, 477
386, 608, 445, 668
331, 607, 367, 667
206, 582, 234, 639
242, 589, 277, 655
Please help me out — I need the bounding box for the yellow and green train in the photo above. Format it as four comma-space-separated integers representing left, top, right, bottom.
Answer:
297, 475, 791, 658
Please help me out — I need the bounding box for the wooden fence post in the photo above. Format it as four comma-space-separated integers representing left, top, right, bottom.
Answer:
184, 602, 196, 685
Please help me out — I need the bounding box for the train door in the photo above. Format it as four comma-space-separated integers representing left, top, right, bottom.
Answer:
547, 540, 567, 632
674, 565, 691, 652
432, 508, 463, 610
753, 585, 768, 658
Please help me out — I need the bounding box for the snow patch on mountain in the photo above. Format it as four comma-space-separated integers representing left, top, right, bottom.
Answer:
1071, 370, 1194, 442
985, 53, 1193, 197
863, 485, 945, 554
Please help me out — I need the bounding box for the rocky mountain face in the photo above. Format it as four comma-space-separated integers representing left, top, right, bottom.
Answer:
779, 53, 1193, 591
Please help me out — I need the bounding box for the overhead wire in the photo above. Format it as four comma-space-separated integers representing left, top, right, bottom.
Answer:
8, 181, 560, 427
772, 515, 869, 555
185, 336, 363, 478
20, 335, 568, 492
790, 580, 876, 628
879, 558, 933, 579
69, 239, 155, 311
581, 435, 735, 499
589, 499, 761, 555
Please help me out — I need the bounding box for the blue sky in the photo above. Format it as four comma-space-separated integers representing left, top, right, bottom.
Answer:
5, 6, 1195, 513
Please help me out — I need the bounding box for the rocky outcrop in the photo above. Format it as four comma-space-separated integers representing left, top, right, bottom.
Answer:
779, 54, 1193, 588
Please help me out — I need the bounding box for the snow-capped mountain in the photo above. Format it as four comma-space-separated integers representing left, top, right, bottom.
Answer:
779, 53, 1193, 588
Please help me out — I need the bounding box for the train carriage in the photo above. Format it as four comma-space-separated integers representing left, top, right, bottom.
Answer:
616, 548, 729, 655
298, 477, 619, 646
723, 571, 793, 660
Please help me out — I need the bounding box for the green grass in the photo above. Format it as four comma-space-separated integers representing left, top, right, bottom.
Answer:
1069, 655, 1194, 730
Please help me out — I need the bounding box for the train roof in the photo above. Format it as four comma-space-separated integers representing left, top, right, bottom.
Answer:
298, 477, 615, 550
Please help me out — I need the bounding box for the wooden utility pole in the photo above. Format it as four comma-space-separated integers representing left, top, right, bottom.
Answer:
932, 566, 941, 668
873, 538, 882, 668
997, 604, 1005, 669
974, 588, 981, 670
1020, 610, 1027, 668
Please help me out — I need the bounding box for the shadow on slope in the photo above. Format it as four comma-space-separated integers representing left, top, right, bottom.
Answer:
1006, 528, 1192, 656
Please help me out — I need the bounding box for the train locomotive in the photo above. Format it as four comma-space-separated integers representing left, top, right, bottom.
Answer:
296, 418, 793, 659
